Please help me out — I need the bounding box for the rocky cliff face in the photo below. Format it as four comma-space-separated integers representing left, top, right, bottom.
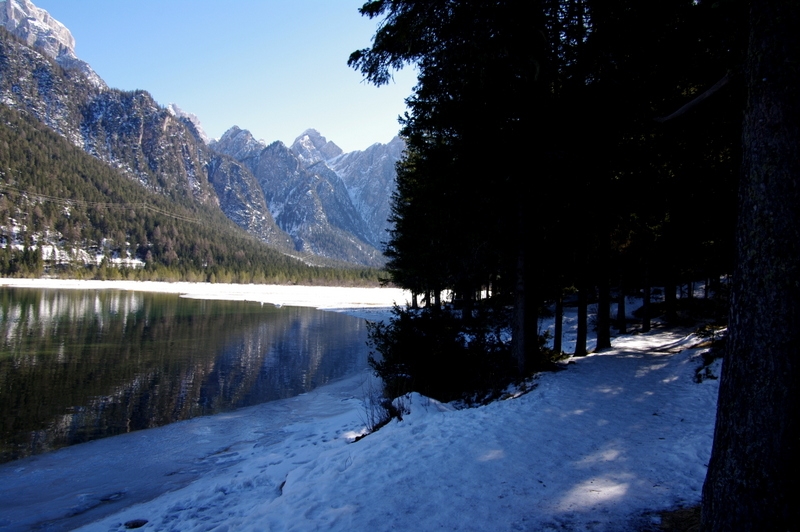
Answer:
291, 128, 343, 166
1, 0, 105, 88
168, 104, 210, 145
212, 127, 383, 266
287, 129, 404, 249
1, 0, 73, 59
0, 34, 214, 205
80, 89, 219, 204
329, 136, 404, 247
206, 153, 294, 252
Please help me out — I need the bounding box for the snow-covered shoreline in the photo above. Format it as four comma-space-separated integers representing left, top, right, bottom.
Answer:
0, 278, 411, 312
0, 279, 719, 531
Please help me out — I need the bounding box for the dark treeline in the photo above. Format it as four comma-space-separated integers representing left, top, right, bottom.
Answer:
355, 0, 744, 400
0, 104, 381, 285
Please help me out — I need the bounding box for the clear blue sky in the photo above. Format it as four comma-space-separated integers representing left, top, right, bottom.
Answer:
34, 0, 416, 152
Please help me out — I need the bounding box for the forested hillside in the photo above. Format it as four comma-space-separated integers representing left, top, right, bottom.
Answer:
0, 21, 395, 269
0, 103, 382, 285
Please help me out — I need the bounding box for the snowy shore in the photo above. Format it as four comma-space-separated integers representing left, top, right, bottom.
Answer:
0, 279, 719, 531
0, 278, 411, 314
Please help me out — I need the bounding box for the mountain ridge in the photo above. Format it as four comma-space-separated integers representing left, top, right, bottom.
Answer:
0, 0, 403, 268
211, 127, 385, 266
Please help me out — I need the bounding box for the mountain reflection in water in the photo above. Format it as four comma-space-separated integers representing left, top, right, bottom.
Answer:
0, 287, 369, 463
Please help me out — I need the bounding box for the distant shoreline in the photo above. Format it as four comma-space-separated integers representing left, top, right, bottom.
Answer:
0, 278, 409, 310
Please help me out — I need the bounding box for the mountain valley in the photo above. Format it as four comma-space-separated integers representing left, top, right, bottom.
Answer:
0, 0, 402, 276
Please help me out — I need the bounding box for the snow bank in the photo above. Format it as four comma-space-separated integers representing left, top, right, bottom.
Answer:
0, 280, 721, 531
82, 330, 717, 531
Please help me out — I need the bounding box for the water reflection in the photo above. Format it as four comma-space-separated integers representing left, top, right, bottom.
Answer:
0, 288, 368, 462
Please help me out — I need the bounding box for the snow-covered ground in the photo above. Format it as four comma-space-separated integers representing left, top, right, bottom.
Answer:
0, 280, 721, 531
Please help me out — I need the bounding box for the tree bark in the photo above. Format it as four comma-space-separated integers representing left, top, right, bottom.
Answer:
596, 277, 611, 350
554, 291, 563, 354
641, 264, 651, 333
664, 278, 677, 323
575, 281, 587, 356
512, 229, 526, 374
701, 1, 800, 529
616, 274, 626, 334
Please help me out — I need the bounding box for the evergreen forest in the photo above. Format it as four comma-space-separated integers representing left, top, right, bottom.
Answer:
354, 0, 744, 401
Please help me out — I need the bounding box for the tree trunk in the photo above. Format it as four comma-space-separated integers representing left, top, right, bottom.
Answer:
595, 218, 612, 350
664, 279, 677, 323
616, 274, 626, 334
512, 204, 533, 373
596, 276, 611, 350
701, 1, 800, 529
575, 281, 587, 356
554, 292, 563, 354
461, 288, 474, 324
641, 266, 651, 333
514, 191, 546, 372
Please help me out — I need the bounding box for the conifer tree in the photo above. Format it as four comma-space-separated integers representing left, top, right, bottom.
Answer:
352, 0, 550, 375
355, 0, 742, 397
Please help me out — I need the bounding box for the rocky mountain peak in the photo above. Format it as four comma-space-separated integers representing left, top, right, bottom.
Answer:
387, 135, 405, 151
291, 129, 343, 166
1, 0, 74, 57
1, 0, 105, 88
212, 126, 269, 161
168, 103, 210, 144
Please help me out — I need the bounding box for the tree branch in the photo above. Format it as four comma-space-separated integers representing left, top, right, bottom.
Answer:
655, 71, 731, 122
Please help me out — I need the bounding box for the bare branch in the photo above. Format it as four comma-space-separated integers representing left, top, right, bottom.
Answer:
655, 71, 731, 123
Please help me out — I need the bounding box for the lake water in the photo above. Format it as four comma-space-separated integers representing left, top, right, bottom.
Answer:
0, 287, 370, 463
